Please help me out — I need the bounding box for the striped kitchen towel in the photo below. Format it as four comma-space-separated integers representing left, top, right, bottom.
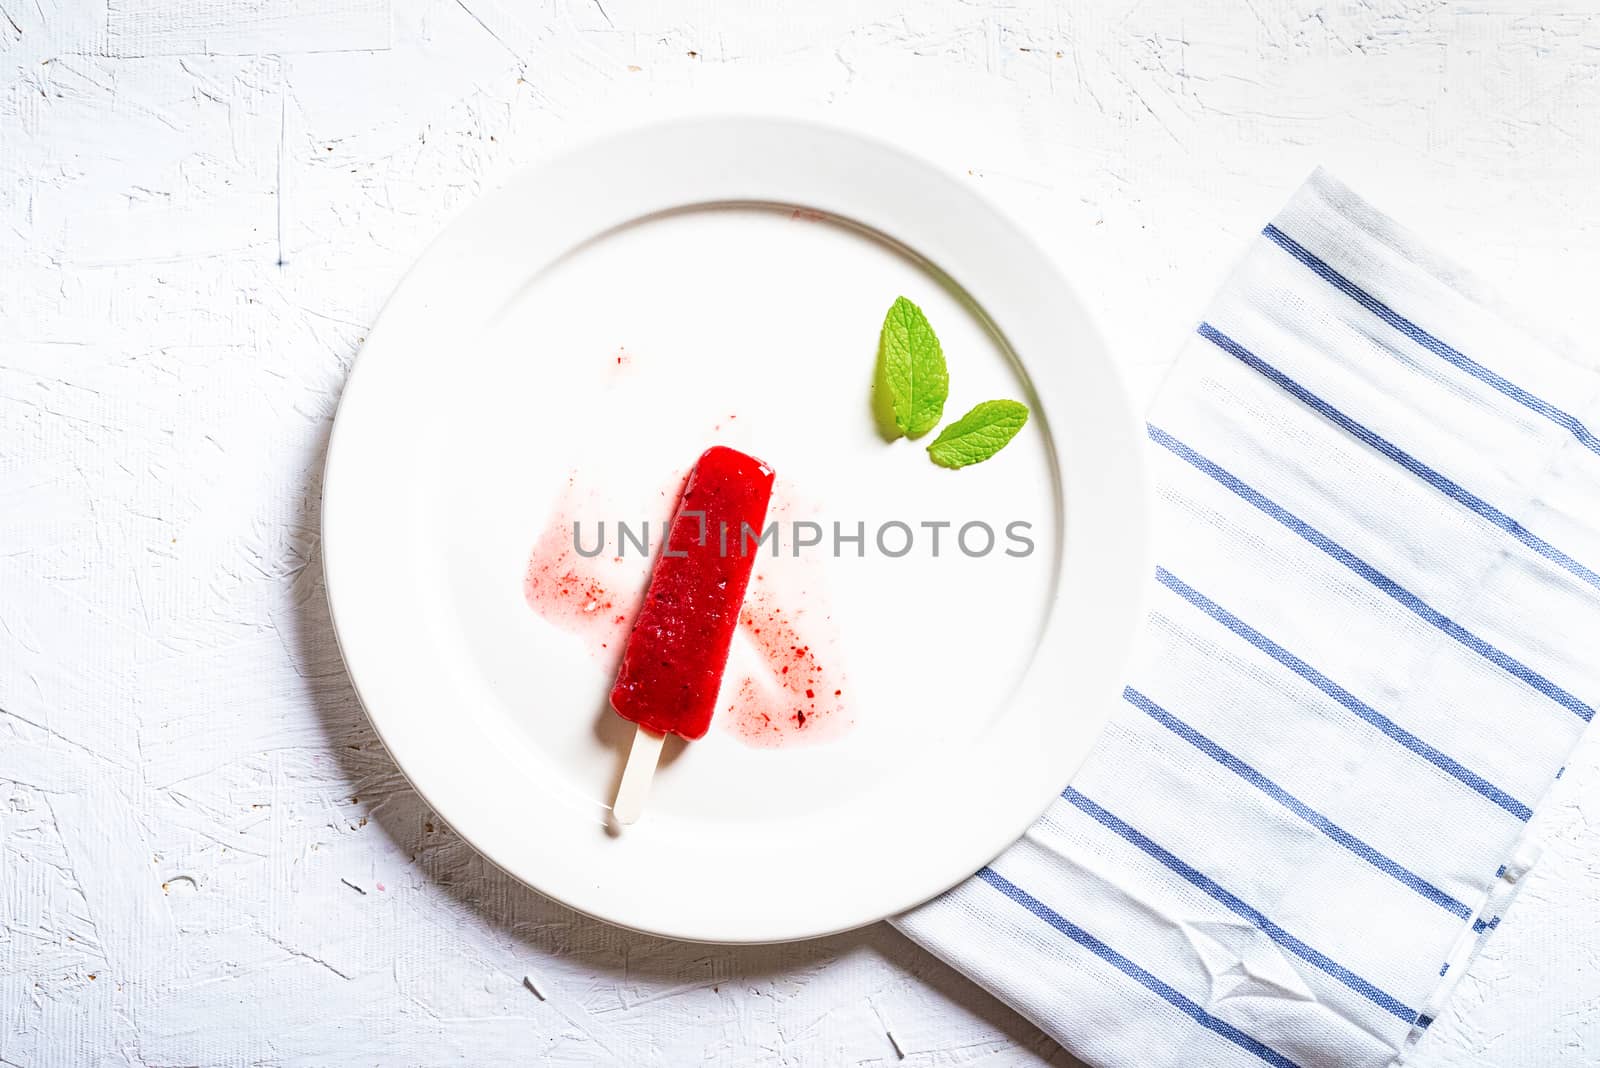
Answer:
896, 169, 1600, 1068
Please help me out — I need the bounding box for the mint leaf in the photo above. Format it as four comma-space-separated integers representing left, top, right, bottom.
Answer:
926, 400, 1030, 469
874, 296, 948, 439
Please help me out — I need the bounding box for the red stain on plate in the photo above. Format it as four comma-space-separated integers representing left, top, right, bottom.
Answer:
726, 579, 849, 748
522, 482, 652, 658
721, 483, 850, 748
523, 528, 636, 653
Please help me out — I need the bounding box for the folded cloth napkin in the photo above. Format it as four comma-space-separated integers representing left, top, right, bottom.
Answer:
896, 169, 1600, 1068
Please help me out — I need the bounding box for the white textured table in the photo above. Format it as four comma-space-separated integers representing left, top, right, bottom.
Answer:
5, 2, 1599, 1064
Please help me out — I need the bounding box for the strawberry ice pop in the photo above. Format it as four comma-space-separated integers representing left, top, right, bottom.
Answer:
610, 446, 775, 824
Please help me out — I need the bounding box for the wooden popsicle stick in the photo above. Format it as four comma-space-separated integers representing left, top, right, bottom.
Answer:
612, 726, 666, 826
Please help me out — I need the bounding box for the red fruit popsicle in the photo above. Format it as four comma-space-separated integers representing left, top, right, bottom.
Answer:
610, 446, 775, 824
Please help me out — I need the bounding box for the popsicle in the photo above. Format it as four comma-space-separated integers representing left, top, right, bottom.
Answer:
610, 446, 775, 825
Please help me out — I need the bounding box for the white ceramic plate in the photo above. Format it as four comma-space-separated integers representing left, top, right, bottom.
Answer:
322, 116, 1151, 943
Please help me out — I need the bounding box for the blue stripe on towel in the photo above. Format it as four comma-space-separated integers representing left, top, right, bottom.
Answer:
1149, 424, 1595, 723
1196, 321, 1600, 594
1155, 567, 1533, 821
1123, 686, 1473, 918
1061, 788, 1421, 1023
1262, 223, 1600, 459
976, 867, 1304, 1068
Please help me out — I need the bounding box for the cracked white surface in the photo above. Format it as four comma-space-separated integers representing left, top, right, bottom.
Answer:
4, 1, 1600, 1064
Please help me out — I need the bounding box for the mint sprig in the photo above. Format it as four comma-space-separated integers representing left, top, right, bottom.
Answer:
925, 399, 1030, 469
869, 297, 1030, 468
873, 296, 948, 440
